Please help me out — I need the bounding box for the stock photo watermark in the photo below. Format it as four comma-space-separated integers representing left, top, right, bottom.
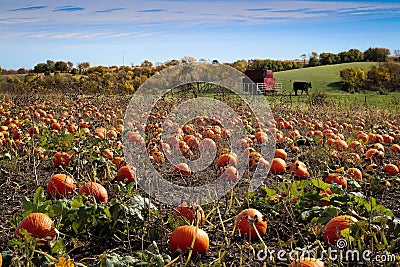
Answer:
256, 238, 397, 264
123, 63, 275, 206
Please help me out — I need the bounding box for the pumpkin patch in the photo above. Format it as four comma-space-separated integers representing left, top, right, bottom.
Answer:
1, 80, 399, 266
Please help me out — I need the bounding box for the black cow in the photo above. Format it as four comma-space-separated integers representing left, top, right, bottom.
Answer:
293, 81, 312, 96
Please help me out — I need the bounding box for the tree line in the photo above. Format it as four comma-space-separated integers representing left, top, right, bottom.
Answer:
340, 63, 400, 93
0, 47, 397, 94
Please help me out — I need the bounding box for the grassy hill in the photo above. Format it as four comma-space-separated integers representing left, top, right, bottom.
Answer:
270, 62, 400, 110
274, 62, 378, 94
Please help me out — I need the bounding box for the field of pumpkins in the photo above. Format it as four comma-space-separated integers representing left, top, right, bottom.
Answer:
0, 91, 399, 267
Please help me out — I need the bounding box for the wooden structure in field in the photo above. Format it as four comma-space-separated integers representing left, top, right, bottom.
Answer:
243, 69, 280, 95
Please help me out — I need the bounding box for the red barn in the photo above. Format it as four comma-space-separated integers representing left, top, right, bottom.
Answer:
244, 70, 275, 94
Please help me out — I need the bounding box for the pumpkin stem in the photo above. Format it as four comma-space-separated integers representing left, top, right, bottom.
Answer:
33, 249, 57, 262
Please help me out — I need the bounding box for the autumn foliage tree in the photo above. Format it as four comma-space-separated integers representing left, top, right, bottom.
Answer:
339, 67, 366, 92
340, 63, 400, 92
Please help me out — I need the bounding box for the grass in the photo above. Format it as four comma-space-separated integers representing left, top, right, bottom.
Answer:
274, 62, 379, 94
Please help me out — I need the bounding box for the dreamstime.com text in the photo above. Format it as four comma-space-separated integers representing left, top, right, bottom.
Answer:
256, 239, 397, 264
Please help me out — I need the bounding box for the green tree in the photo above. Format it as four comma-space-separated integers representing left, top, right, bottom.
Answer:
55, 61, 68, 72
347, 49, 364, 62
47, 60, 55, 73
319, 52, 337, 65
34, 63, 50, 73
364, 47, 390, 62
338, 51, 350, 63
308, 52, 320, 67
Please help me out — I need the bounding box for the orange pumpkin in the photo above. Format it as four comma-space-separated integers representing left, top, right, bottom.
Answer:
199, 138, 216, 151
15, 213, 57, 244
274, 149, 288, 159
332, 139, 348, 151
116, 165, 136, 184
220, 166, 238, 181
270, 158, 286, 174
184, 135, 199, 149
53, 152, 72, 167
47, 174, 76, 198
112, 156, 125, 169
78, 182, 108, 203
325, 173, 347, 189
217, 153, 238, 167
366, 163, 378, 172
365, 148, 384, 160
385, 164, 399, 176
390, 144, 400, 153
289, 258, 325, 267
255, 131, 269, 143
174, 203, 205, 223
345, 168, 362, 180
170, 225, 209, 254
323, 215, 357, 244
235, 208, 267, 238
102, 149, 114, 160
320, 187, 332, 207
173, 163, 192, 175
289, 160, 310, 179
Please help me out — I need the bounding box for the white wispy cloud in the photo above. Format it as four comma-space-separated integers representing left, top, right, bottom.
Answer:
0, 17, 37, 24
1, 0, 400, 40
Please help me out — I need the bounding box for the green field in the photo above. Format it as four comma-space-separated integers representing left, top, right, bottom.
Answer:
272, 62, 400, 110
274, 62, 378, 94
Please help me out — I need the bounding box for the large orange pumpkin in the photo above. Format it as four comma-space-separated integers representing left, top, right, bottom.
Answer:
235, 208, 267, 238
323, 215, 357, 245
116, 165, 136, 184
15, 213, 56, 244
270, 158, 287, 174
78, 182, 108, 203
289, 258, 324, 267
170, 225, 209, 254
47, 174, 76, 198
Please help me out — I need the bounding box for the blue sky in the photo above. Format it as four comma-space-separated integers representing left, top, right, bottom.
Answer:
1, 0, 400, 69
